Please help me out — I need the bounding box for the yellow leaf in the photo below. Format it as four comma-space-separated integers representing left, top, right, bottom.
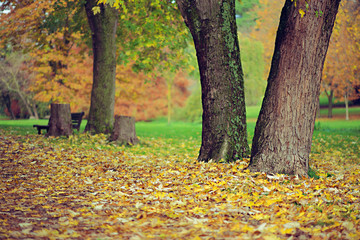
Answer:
92, 6, 100, 15
241, 224, 255, 232
280, 228, 294, 235
299, 9, 305, 18
252, 213, 270, 220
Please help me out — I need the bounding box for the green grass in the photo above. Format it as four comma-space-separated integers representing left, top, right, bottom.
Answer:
0, 112, 359, 161
0, 106, 358, 146
246, 105, 261, 120
0, 107, 359, 140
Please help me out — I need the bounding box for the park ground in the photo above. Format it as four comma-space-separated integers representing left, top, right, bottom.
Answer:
0, 106, 359, 239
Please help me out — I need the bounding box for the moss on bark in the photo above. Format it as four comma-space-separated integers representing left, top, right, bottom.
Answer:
176, 0, 249, 162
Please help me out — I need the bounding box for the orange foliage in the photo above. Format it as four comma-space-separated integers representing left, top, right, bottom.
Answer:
0, 1, 54, 50
29, 42, 93, 113
0, 0, 190, 120
0, 0, 92, 112
322, 0, 360, 101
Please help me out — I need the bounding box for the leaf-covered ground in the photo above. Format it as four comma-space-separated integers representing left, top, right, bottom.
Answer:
0, 130, 359, 239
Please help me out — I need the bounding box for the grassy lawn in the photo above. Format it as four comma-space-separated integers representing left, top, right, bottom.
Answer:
0, 106, 359, 141
0, 109, 359, 160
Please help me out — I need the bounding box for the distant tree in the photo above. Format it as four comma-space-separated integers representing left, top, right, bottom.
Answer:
0, 51, 38, 119
115, 64, 190, 121
0, 0, 92, 112
1, 0, 191, 126
248, 0, 341, 176
176, 0, 249, 162
322, 0, 360, 120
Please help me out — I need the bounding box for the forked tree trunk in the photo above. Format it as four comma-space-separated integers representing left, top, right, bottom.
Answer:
248, 0, 340, 176
31, 103, 39, 120
109, 115, 139, 145
176, 0, 249, 162
47, 103, 72, 137
84, 1, 118, 134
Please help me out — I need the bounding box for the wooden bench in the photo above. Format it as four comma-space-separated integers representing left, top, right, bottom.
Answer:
33, 112, 85, 135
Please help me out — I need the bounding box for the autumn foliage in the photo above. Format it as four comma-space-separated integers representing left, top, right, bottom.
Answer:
0, 0, 190, 121
322, 0, 360, 102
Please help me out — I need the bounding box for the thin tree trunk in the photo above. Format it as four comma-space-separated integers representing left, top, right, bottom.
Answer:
345, 94, 349, 120
31, 103, 39, 120
2, 93, 15, 119
17, 92, 36, 119
248, 0, 340, 176
84, 1, 118, 134
327, 89, 333, 118
176, 0, 249, 162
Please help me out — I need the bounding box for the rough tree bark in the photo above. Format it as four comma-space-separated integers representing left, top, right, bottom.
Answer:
109, 115, 139, 145
176, 0, 249, 162
84, 1, 118, 134
47, 103, 72, 137
248, 0, 341, 176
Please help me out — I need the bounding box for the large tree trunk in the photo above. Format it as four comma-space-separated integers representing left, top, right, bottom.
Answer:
248, 0, 340, 176
47, 103, 73, 137
84, 1, 118, 134
176, 0, 249, 162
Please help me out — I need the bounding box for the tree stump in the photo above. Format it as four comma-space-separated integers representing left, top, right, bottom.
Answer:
109, 115, 139, 145
47, 103, 73, 137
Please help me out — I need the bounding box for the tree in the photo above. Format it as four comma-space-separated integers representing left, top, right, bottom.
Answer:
176, 0, 249, 162
84, 0, 118, 134
1, 0, 192, 124
248, 0, 341, 176
114, 64, 190, 121
0, 51, 39, 119
0, 0, 92, 113
322, 0, 360, 120
87, 0, 191, 130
